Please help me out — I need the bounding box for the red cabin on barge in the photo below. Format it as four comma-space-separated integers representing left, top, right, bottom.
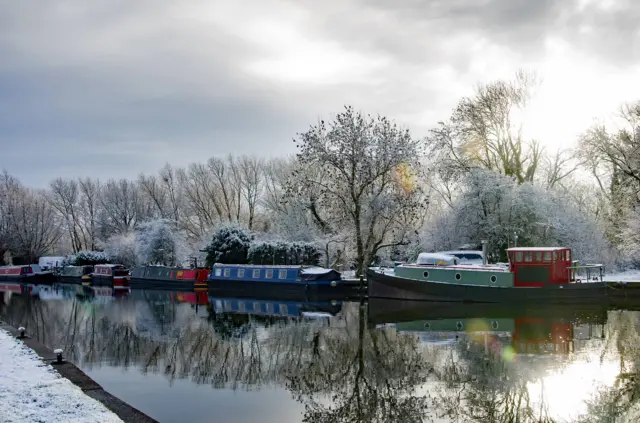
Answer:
506, 247, 574, 287
92, 264, 130, 289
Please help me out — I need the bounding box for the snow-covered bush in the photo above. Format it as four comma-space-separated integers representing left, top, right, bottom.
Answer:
66, 250, 110, 266
135, 219, 186, 266
99, 232, 137, 268
247, 240, 321, 265
203, 224, 253, 266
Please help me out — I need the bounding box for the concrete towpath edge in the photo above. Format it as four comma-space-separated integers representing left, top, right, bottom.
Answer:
0, 321, 159, 423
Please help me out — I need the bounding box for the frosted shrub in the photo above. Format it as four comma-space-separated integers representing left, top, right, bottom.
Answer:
66, 250, 110, 266
247, 240, 321, 265
203, 224, 253, 266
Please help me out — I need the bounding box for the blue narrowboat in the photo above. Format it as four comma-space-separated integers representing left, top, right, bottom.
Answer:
207, 264, 353, 299
208, 264, 342, 286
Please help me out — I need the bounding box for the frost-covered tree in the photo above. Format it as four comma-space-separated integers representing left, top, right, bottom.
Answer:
289, 106, 427, 276
99, 232, 137, 267
135, 218, 186, 266
419, 169, 611, 264
203, 224, 253, 266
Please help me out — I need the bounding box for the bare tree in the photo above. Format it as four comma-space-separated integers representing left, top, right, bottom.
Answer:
78, 177, 100, 250
99, 179, 141, 237
49, 178, 84, 252
429, 70, 543, 186
236, 155, 264, 230
289, 106, 427, 277
9, 188, 62, 262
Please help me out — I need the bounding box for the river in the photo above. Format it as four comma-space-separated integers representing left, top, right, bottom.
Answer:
1, 283, 639, 423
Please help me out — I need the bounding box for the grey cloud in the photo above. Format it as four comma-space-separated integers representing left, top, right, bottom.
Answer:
1, 0, 639, 187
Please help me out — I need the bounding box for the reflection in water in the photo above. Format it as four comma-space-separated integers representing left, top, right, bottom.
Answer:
2, 283, 640, 422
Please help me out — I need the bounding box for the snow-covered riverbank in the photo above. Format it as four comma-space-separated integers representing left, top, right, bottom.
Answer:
0, 329, 124, 423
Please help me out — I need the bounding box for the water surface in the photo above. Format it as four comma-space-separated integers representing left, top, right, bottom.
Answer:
2, 283, 640, 423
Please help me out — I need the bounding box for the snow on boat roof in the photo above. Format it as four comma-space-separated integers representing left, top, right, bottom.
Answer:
506, 247, 567, 251
417, 253, 457, 260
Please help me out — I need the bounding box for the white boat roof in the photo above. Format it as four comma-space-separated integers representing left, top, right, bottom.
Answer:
417, 253, 457, 260
506, 247, 567, 251
439, 250, 484, 255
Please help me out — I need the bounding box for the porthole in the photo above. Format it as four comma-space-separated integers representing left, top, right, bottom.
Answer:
423, 271, 429, 278
456, 321, 464, 330
424, 322, 431, 330
455, 273, 461, 280
491, 320, 499, 330
490, 275, 497, 283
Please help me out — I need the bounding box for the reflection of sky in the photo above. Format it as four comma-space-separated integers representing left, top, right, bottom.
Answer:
85, 365, 305, 423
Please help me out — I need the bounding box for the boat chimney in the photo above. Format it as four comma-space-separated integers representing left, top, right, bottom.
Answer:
481, 240, 488, 266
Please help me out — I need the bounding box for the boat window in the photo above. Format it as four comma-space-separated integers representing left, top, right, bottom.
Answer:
524, 252, 532, 262
566, 250, 571, 261
515, 251, 523, 262
237, 268, 245, 278
215, 268, 222, 277
252, 269, 260, 278
224, 301, 232, 311
223, 268, 230, 277
265, 269, 273, 279
279, 269, 287, 279
455, 273, 461, 280
279, 304, 288, 315
423, 271, 429, 278
543, 251, 552, 262
266, 303, 274, 313
253, 302, 261, 312
553, 251, 558, 261
534, 252, 542, 262
490, 275, 497, 283
238, 302, 246, 312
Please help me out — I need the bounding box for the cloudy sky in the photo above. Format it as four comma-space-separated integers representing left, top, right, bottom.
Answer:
1, 0, 639, 187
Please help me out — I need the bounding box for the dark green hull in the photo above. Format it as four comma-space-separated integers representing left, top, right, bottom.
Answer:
366, 269, 640, 304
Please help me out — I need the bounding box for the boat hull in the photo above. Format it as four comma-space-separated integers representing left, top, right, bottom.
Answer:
0, 273, 56, 284
208, 279, 360, 301
366, 269, 640, 303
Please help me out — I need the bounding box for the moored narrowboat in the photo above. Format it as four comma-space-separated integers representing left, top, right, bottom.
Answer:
92, 264, 130, 289
0, 265, 55, 283
130, 265, 209, 289
367, 245, 640, 303
58, 265, 94, 284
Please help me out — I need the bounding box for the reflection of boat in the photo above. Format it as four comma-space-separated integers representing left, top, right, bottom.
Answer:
208, 296, 343, 319
130, 266, 209, 289
367, 298, 621, 324
375, 302, 606, 356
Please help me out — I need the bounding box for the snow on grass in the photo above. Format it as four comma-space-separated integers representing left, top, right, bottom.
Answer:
0, 329, 123, 423
603, 269, 640, 282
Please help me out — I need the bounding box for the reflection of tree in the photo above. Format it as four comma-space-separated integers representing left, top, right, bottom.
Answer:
576, 311, 640, 423
285, 304, 431, 422
432, 339, 555, 423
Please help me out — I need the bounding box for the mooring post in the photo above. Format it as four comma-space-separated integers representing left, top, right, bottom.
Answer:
17, 326, 26, 339
54, 348, 64, 364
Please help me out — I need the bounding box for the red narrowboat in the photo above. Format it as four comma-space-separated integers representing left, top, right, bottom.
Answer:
92, 264, 130, 289
0, 265, 55, 283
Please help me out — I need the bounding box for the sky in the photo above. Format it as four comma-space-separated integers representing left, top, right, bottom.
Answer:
1, 0, 639, 187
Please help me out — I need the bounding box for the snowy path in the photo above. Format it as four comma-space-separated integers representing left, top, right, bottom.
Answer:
0, 329, 124, 423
